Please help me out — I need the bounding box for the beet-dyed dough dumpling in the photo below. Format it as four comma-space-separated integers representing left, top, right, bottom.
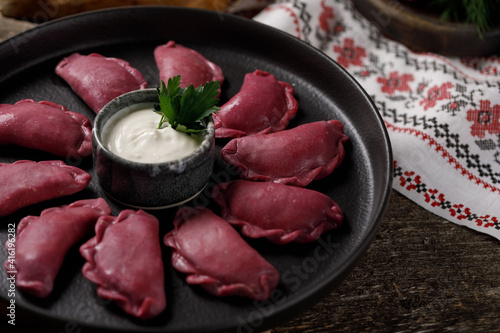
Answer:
220, 120, 349, 187
4, 199, 111, 298
154, 40, 224, 89
0, 99, 92, 158
80, 210, 166, 320
0, 160, 91, 217
55, 53, 147, 113
213, 180, 343, 244
163, 207, 279, 301
213, 70, 298, 138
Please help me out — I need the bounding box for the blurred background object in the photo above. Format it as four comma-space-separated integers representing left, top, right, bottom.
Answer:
353, 0, 500, 56
401, 0, 500, 37
0, 0, 235, 21
0, 14, 34, 39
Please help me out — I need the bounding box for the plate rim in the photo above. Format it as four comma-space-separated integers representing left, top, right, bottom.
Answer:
0, 6, 393, 332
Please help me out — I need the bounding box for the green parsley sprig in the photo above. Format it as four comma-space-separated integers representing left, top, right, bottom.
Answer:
154, 75, 220, 133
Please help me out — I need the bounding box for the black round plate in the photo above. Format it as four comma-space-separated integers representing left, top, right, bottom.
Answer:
0, 6, 392, 333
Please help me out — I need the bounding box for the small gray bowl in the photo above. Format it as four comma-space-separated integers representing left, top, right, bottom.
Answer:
92, 88, 215, 209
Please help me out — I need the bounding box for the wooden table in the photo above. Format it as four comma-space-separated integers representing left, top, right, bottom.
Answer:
2, 15, 500, 333
273, 189, 500, 332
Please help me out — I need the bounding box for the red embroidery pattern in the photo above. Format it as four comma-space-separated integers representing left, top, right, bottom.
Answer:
466, 100, 500, 138
333, 38, 366, 68
460, 57, 500, 76
420, 82, 454, 110
394, 160, 500, 229
265, 4, 302, 39
319, 0, 335, 32
385, 121, 500, 195
377, 71, 414, 95
399, 170, 424, 191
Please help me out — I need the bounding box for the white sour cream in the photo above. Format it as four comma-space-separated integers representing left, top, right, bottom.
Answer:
103, 104, 202, 163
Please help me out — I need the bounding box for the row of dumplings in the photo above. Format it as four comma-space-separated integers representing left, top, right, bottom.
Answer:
1, 41, 349, 321
1, 41, 225, 320
0, 41, 221, 217
157, 40, 350, 320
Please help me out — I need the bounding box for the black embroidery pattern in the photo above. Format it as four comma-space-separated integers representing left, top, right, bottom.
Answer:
273, 0, 313, 43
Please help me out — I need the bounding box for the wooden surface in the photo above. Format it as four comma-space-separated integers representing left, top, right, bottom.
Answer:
2, 15, 500, 333
272, 190, 500, 332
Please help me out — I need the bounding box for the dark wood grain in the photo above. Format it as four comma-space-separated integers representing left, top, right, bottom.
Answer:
271, 190, 500, 332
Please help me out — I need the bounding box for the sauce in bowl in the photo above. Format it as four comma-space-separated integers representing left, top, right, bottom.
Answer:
103, 103, 203, 164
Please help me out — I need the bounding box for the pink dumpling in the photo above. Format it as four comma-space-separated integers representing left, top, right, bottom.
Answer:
220, 120, 349, 187
80, 209, 166, 320
4, 199, 111, 298
55, 52, 147, 113
0, 160, 91, 217
0, 99, 92, 158
154, 40, 224, 89
213, 70, 298, 138
163, 207, 279, 301
213, 180, 343, 244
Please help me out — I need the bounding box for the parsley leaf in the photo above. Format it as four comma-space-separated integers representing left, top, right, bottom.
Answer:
154, 76, 220, 133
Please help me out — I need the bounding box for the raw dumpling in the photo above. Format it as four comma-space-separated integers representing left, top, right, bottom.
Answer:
220, 120, 349, 187
80, 209, 166, 320
213, 70, 298, 138
154, 40, 224, 89
4, 198, 111, 298
55, 53, 147, 113
213, 180, 343, 244
0, 160, 91, 217
0, 99, 92, 158
163, 207, 279, 301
